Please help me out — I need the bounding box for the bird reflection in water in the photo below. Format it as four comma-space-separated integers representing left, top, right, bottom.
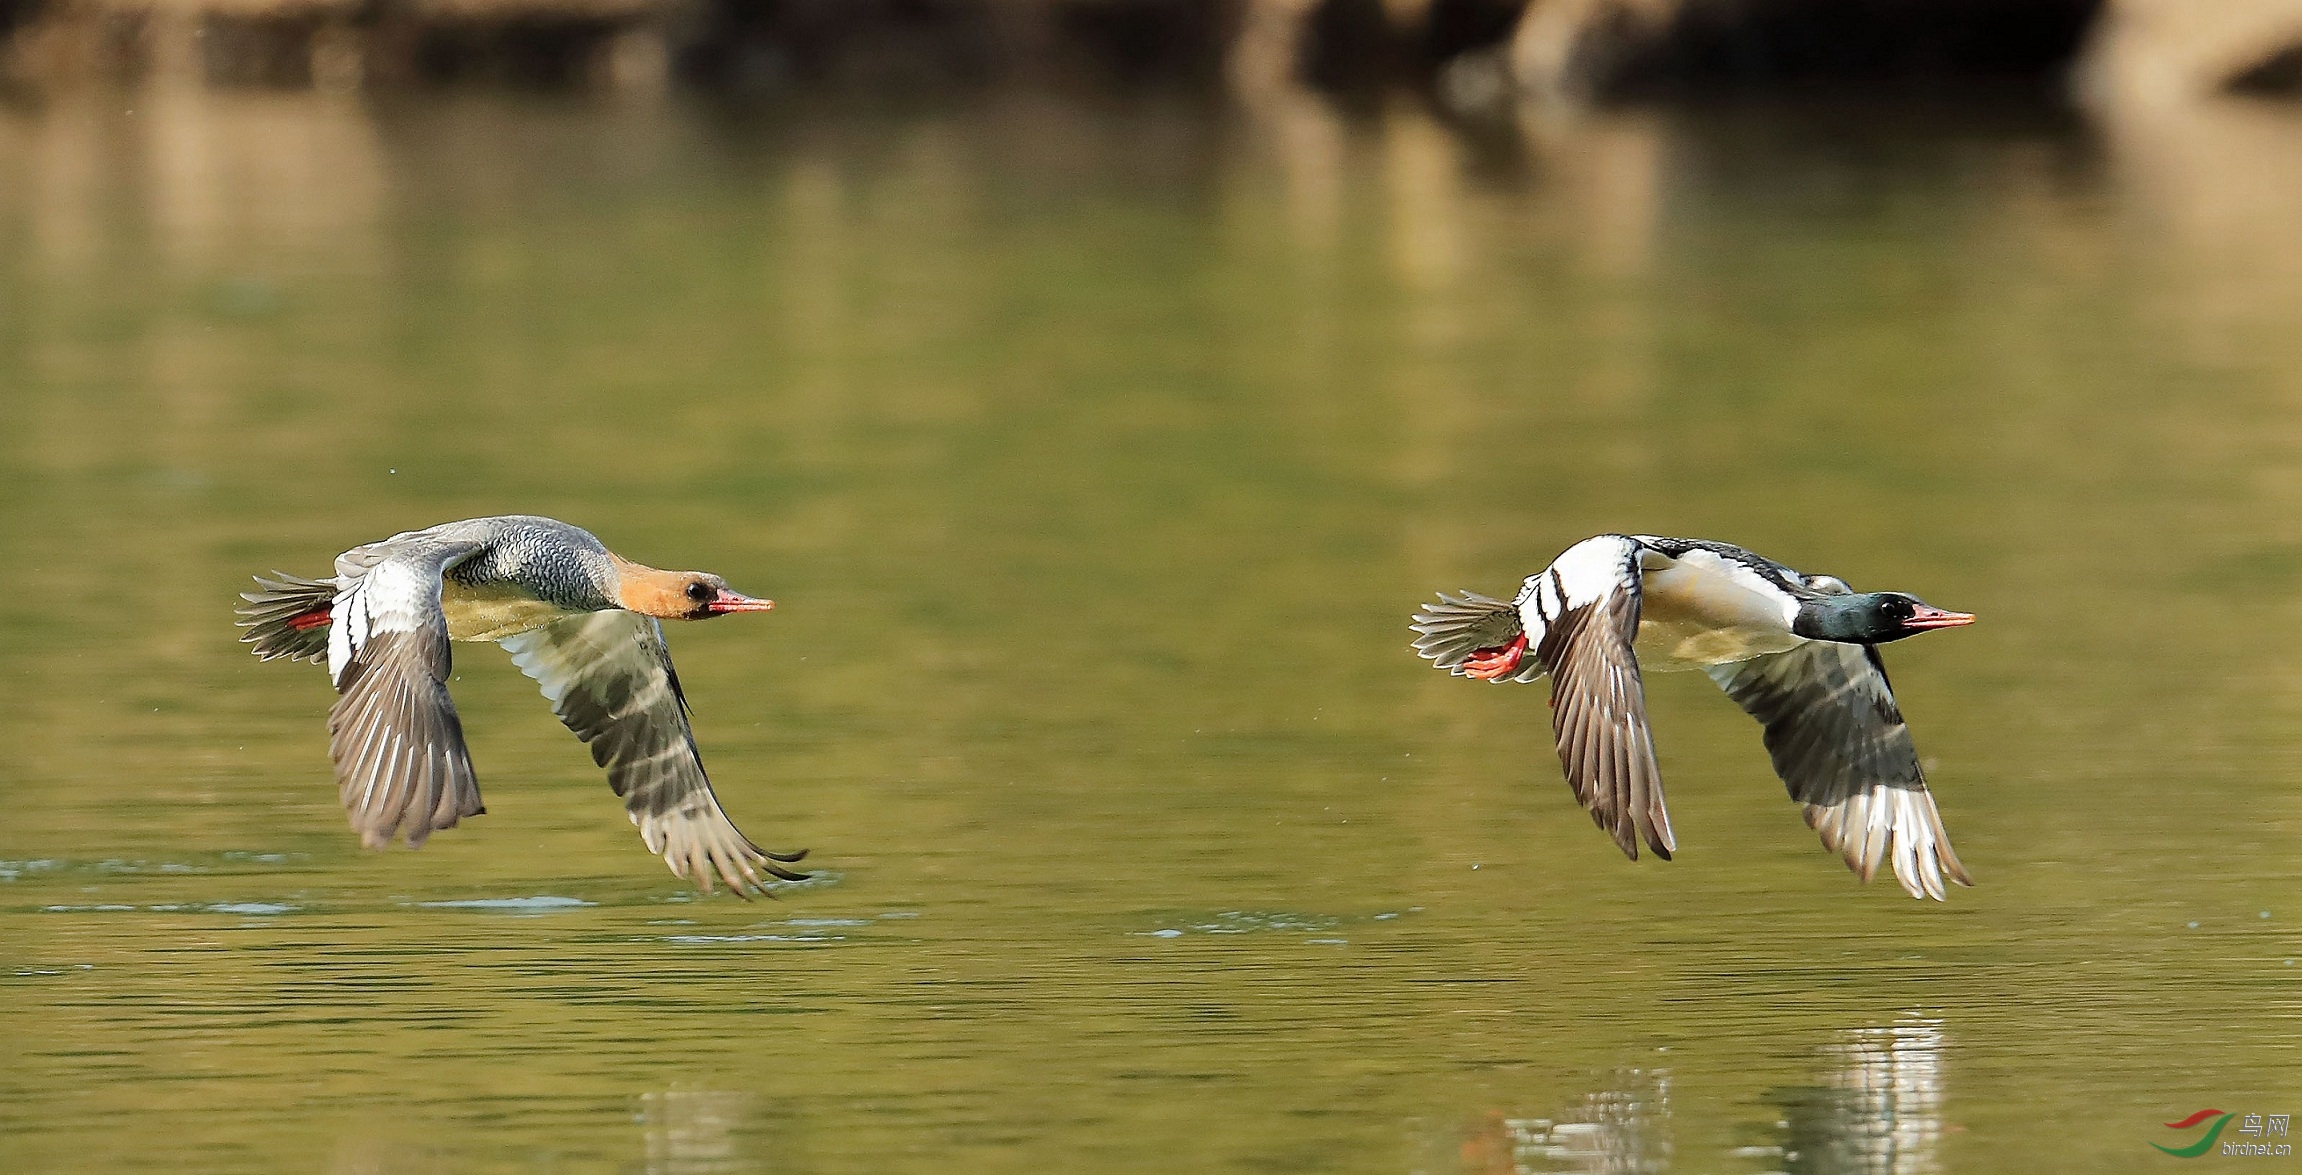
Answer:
1459, 1068, 1673, 1174
639, 1090, 752, 1175
1765, 1016, 1947, 1174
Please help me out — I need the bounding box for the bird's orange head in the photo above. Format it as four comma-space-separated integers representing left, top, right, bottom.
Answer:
610, 556, 775, 621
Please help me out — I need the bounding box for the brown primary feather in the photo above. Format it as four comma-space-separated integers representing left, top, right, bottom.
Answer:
1536, 588, 1677, 862
325, 627, 484, 849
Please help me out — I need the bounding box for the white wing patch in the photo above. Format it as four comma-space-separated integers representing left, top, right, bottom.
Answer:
329, 559, 435, 687
318, 537, 489, 849
1541, 535, 1645, 610
1531, 538, 1678, 861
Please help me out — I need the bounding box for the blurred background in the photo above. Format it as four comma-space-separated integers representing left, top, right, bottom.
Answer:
3, 3, 2301, 1173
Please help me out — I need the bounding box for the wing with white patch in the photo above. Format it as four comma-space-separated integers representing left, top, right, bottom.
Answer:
324, 538, 489, 849
1531, 536, 1678, 862
500, 612, 808, 896
1410, 590, 1545, 683
1703, 642, 1973, 900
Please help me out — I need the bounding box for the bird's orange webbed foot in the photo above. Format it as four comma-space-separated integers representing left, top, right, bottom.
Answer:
1462, 634, 1528, 681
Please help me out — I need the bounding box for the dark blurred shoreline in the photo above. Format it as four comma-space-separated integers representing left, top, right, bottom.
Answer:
1, 0, 2294, 110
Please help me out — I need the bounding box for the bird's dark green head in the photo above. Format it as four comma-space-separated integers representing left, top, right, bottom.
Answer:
1792, 592, 1975, 645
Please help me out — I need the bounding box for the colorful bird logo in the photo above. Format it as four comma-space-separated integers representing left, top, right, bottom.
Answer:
2153, 1109, 2235, 1158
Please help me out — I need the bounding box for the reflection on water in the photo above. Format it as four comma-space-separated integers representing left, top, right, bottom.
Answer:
1463, 1017, 1943, 1174
1772, 1017, 1945, 1175
2091, 69, 2302, 367
4, 66, 2302, 1174
1463, 1069, 1673, 1174
639, 1090, 751, 1175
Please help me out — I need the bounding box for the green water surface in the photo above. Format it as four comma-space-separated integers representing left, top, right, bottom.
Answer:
1, 83, 2298, 1172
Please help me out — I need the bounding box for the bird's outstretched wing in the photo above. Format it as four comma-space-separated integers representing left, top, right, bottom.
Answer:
500, 611, 807, 895
323, 538, 489, 849
1704, 642, 1972, 900
1531, 536, 1677, 862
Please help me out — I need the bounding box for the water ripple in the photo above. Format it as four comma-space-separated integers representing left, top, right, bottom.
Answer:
413, 896, 599, 914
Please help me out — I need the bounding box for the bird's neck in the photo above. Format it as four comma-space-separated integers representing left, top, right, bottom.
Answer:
610, 555, 698, 619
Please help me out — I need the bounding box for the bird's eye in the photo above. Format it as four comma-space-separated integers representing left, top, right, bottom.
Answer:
685, 581, 714, 603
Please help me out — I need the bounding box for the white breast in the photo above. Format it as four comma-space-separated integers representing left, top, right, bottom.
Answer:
1634, 548, 1804, 669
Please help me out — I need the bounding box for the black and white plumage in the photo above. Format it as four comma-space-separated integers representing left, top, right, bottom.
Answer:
237, 515, 805, 896
1412, 534, 1976, 900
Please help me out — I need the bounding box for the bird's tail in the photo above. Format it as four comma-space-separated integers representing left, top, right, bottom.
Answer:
1411, 590, 1545, 682
236, 572, 337, 663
